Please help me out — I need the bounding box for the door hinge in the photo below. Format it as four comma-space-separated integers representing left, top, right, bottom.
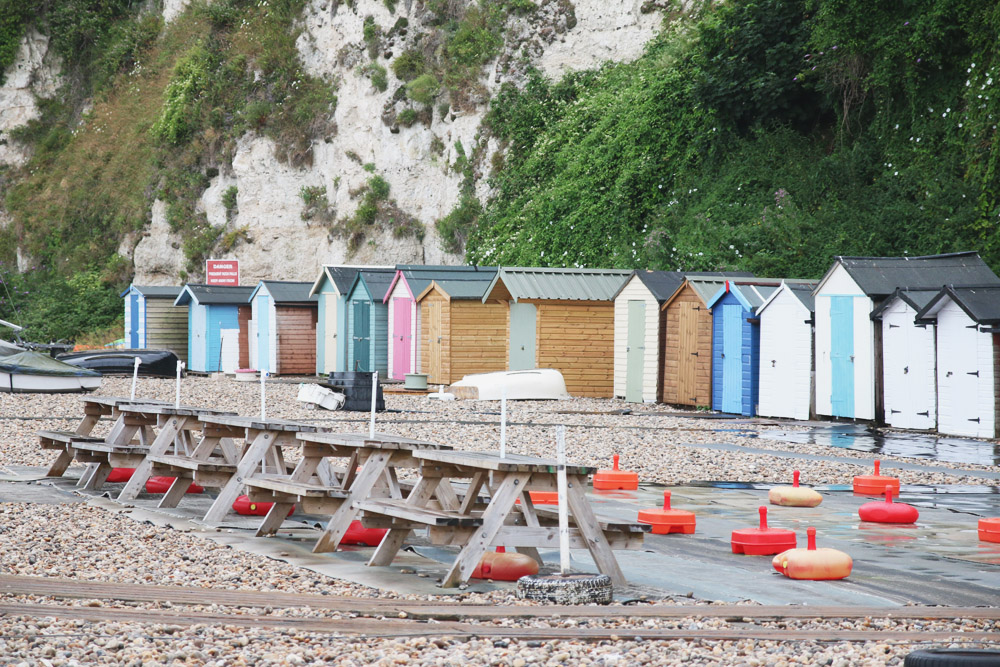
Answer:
888, 324, 899, 328
969, 417, 981, 423
917, 411, 929, 417
890, 409, 900, 414
691, 352, 699, 357
968, 371, 980, 377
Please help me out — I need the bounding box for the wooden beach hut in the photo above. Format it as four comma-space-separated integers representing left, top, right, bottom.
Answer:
174, 285, 254, 373
248, 280, 318, 375
345, 268, 396, 377
813, 252, 999, 422
415, 275, 505, 385
120, 285, 188, 363
481, 267, 631, 398
870, 288, 940, 430
310, 266, 362, 375
383, 265, 495, 380
756, 281, 817, 421
916, 285, 1000, 439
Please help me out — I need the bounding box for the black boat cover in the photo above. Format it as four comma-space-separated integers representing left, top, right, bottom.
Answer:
56, 349, 181, 377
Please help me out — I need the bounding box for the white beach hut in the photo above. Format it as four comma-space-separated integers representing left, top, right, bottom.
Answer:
756, 282, 816, 421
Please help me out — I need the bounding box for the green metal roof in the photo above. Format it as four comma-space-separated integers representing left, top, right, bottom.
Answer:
483, 267, 631, 303
253, 280, 316, 304
425, 277, 494, 300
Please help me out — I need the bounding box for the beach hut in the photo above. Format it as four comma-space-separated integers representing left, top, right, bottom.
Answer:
310, 266, 360, 375
383, 265, 495, 380
345, 268, 396, 377
481, 267, 631, 398
915, 285, 1000, 439
660, 277, 730, 407
248, 280, 318, 375
870, 288, 940, 430
756, 282, 817, 421
174, 285, 255, 373
415, 275, 505, 385
120, 285, 188, 363
813, 252, 999, 422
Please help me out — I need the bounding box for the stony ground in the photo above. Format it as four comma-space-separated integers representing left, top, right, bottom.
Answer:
0, 376, 994, 665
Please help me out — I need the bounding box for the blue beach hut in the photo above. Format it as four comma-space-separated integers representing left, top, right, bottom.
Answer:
345, 268, 396, 377
120, 285, 188, 362
310, 266, 393, 375
174, 284, 254, 373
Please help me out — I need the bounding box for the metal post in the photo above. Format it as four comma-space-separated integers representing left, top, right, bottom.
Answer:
175, 361, 184, 408
260, 371, 266, 421
130, 357, 141, 401
369, 371, 377, 439
556, 425, 570, 575
500, 387, 507, 458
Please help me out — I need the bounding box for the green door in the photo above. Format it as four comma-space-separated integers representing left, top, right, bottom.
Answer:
625, 300, 646, 403
509, 302, 537, 370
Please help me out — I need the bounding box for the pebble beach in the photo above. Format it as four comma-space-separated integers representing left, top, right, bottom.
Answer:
0, 376, 995, 666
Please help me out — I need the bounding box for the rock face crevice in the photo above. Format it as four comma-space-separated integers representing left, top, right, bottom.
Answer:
0, 1, 665, 286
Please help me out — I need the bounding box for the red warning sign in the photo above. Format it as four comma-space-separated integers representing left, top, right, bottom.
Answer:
205, 259, 240, 286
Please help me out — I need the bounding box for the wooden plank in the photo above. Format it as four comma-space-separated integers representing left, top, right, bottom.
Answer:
313, 451, 394, 553
354, 499, 481, 527
565, 474, 626, 586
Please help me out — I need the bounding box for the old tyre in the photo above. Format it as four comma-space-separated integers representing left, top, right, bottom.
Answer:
904, 649, 1000, 666
516, 573, 613, 605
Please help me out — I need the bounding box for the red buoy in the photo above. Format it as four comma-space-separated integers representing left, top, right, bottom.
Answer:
772, 527, 852, 580
106, 468, 135, 483
731, 506, 797, 555
637, 491, 696, 534
768, 470, 822, 507
145, 476, 204, 494
858, 488, 918, 524
853, 459, 900, 495
341, 520, 388, 546
592, 454, 639, 491
232, 495, 294, 517
978, 518, 1000, 543
471, 547, 540, 581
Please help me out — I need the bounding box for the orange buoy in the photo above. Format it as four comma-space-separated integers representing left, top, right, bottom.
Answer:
772, 527, 852, 580
145, 476, 204, 494
731, 506, 797, 555
768, 470, 822, 507
471, 547, 540, 581
232, 495, 294, 517
858, 488, 918, 524
106, 468, 135, 483
853, 459, 900, 495
528, 491, 559, 505
978, 518, 1000, 543
637, 491, 696, 534
592, 454, 638, 491
342, 520, 388, 546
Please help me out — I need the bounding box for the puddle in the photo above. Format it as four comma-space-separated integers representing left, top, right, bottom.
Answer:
761, 425, 1000, 467
687, 480, 1000, 494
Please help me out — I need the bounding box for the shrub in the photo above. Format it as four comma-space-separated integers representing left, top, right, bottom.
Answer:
397, 108, 418, 127
222, 185, 238, 211
361, 62, 388, 91
406, 73, 440, 105
391, 50, 425, 81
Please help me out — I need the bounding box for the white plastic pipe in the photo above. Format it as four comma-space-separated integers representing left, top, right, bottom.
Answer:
500, 387, 507, 459
260, 371, 266, 421
556, 425, 570, 575
130, 357, 141, 400
175, 361, 184, 408
369, 371, 378, 439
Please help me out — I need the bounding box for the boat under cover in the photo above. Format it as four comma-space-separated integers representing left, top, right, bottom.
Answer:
0, 350, 102, 394
56, 349, 181, 377
448, 369, 571, 400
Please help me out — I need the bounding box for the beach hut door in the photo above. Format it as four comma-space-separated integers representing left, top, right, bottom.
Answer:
129, 293, 140, 348
509, 303, 537, 370
625, 301, 645, 403
721, 304, 743, 413
830, 296, 855, 418
353, 300, 371, 371
392, 298, 412, 380
677, 302, 699, 404
257, 294, 270, 374
427, 300, 443, 382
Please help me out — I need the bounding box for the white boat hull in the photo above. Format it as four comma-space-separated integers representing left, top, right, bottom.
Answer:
448, 369, 570, 400
0, 371, 102, 394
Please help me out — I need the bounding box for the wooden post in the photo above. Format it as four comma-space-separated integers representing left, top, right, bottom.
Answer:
556, 425, 570, 574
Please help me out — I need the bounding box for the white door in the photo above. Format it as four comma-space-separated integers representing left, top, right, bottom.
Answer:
758, 295, 811, 420
882, 304, 936, 430
219, 328, 240, 374
937, 303, 993, 438
248, 320, 258, 370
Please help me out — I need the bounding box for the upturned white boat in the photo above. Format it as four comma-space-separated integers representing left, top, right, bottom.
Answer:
448, 369, 570, 400
0, 348, 102, 394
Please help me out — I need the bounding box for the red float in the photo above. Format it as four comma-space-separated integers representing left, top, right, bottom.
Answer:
768, 470, 822, 507
232, 495, 294, 517
731, 506, 797, 555
858, 488, 918, 524
341, 520, 388, 546
592, 454, 638, 491
471, 547, 539, 581
145, 476, 204, 494
853, 459, 900, 495
106, 468, 135, 483
772, 527, 853, 580
978, 518, 1000, 543
637, 491, 696, 534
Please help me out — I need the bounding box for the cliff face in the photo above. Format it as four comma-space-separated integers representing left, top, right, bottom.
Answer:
0, 0, 663, 285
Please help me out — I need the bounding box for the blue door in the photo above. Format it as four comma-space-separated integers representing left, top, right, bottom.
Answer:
830, 296, 854, 418
258, 294, 270, 373
721, 304, 743, 413
129, 294, 140, 348
353, 300, 370, 371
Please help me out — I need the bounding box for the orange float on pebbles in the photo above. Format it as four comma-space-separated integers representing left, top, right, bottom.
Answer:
637, 491, 696, 534
772, 527, 852, 580
592, 454, 638, 491
731, 506, 797, 555
768, 470, 822, 507
858, 488, 918, 524
232, 495, 294, 517
471, 547, 539, 581
853, 459, 900, 495
978, 518, 1000, 543
342, 520, 388, 546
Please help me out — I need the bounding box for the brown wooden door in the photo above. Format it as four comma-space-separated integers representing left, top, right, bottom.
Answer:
427, 301, 443, 383
677, 301, 699, 405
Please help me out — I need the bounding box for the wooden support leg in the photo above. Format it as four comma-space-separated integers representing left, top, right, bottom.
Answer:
441, 472, 529, 588
565, 475, 626, 587
255, 455, 319, 537
46, 448, 75, 478
81, 462, 113, 491
118, 417, 187, 501
368, 475, 442, 568
202, 431, 275, 524
158, 475, 192, 508
313, 451, 393, 553
514, 492, 544, 565
75, 415, 99, 437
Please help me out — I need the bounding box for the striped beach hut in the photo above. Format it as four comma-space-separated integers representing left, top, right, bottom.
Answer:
248, 280, 318, 375
383, 265, 495, 380
756, 282, 817, 421
345, 268, 396, 376
482, 267, 631, 398
310, 266, 360, 375
120, 285, 188, 363
174, 285, 254, 373
415, 274, 505, 385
